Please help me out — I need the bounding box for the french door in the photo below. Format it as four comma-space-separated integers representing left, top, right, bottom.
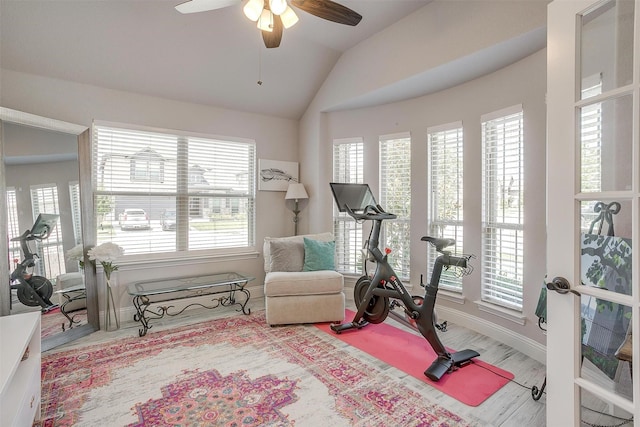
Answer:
547, 0, 639, 425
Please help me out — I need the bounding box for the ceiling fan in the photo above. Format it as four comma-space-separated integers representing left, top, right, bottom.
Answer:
175, 0, 362, 48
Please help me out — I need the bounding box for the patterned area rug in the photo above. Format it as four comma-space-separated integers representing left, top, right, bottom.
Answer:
36, 312, 472, 426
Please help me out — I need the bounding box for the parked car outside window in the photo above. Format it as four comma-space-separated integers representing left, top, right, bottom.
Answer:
161, 209, 176, 231
118, 208, 150, 230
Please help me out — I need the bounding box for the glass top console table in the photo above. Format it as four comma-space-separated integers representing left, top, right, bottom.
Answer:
128, 272, 253, 337
54, 284, 86, 331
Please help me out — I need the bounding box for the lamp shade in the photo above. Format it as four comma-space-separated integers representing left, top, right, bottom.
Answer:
285, 183, 308, 200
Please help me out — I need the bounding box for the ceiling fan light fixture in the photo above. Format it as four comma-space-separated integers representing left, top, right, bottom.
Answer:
257, 9, 274, 32
269, 0, 287, 15
243, 0, 264, 22
280, 5, 298, 29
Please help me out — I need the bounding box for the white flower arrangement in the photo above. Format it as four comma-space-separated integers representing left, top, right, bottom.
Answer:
88, 242, 125, 280
65, 244, 85, 269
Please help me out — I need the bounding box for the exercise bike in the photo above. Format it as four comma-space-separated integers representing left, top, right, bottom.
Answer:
329, 182, 479, 381
9, 213, 59, 312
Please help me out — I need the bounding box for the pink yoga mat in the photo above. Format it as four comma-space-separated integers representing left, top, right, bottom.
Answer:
315, 310, 514, 407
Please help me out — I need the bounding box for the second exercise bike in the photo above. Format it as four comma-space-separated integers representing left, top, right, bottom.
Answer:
9, 213, 59, 312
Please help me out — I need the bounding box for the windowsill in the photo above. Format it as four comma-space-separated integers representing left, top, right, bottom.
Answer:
438, 290, 466, 305
116, 248, 260, 269
475, 300, 526, 325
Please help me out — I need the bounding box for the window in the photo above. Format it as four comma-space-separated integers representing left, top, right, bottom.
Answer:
93, 124, 256, 257
69, 181, 83, 245
333, 138, 364, 274
30, 184, 65, 278
427, 123, 464, 292
6, 188, 21, 269
481, 105, 524, 311
580, 75, 603, 229
581, 81, 602, 193
379, 133, 411, 280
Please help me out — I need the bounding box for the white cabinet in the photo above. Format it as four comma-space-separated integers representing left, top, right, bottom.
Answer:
0, 312, 41, 426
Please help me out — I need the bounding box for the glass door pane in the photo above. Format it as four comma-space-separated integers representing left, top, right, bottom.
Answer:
579, 94, 633, 193
580, 0, 634, 98
575, 0, 637, 420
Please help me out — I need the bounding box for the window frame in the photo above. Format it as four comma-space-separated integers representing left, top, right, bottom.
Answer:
332, 137, 364, 275
427, 122, 464, 292
92, 122, 256, 261
379, 132, 411, 280
30, 183, 65, 278
481, 105, 525, 311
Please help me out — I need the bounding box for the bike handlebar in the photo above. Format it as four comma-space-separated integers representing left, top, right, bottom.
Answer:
443, 254, 468, 268
345, 204, 397, 221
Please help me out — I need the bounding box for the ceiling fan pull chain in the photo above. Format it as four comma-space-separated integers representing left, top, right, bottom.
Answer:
257, 39, 263, 86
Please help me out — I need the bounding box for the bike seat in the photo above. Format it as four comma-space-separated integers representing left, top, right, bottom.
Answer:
421, 236, 456, 252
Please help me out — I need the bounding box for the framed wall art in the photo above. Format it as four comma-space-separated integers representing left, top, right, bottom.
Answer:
258, 159, 298, 191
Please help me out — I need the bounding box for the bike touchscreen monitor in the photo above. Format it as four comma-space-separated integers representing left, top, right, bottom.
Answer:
30, 213, 60, 238
330, 183, 378, 213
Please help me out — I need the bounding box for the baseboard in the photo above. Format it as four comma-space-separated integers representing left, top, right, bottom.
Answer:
113, 282, 547, 366
435, 304, 546, 365
112, 287, 263, 330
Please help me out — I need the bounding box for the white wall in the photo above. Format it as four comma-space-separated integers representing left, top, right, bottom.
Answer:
1, 69, 300, 302
300, 0, 548, 234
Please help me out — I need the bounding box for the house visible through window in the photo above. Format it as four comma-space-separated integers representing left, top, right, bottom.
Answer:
379, 133, 411, 280
333, 138, 364, 274
427, 122, 464, 292
93, 124, 256, 256
481, 105, 524, 311
131, 148, 165, 182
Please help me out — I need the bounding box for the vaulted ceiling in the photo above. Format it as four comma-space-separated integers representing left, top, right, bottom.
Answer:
1, 0, 430, 120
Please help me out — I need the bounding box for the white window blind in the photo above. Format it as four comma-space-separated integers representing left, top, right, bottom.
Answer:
69, 181, 83, 245
30, 184, 65, 278
93, 123, 256, 256
580, 78, 603, 229
481, 106, 524, 311
333, 138, 364, 274
6, 188, 21, 268
427, 122, 464, 292
379, 133, 411, 280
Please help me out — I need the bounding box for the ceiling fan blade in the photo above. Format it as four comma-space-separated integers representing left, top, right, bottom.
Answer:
262, 14, 284, 48
291, 0, 362, 26
175, 0, 239, 14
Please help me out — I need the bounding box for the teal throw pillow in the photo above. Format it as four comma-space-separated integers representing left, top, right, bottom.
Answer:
303, 238, 336, 271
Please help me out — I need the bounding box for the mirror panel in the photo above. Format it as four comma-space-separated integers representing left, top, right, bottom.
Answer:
0, 108, 97, 349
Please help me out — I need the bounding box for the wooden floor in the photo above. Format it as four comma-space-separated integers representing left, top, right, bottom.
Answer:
40, 296, 549, 427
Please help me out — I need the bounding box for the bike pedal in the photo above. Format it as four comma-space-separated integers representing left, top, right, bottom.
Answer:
435, 321, 448, 332
41, 304, 59, 313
